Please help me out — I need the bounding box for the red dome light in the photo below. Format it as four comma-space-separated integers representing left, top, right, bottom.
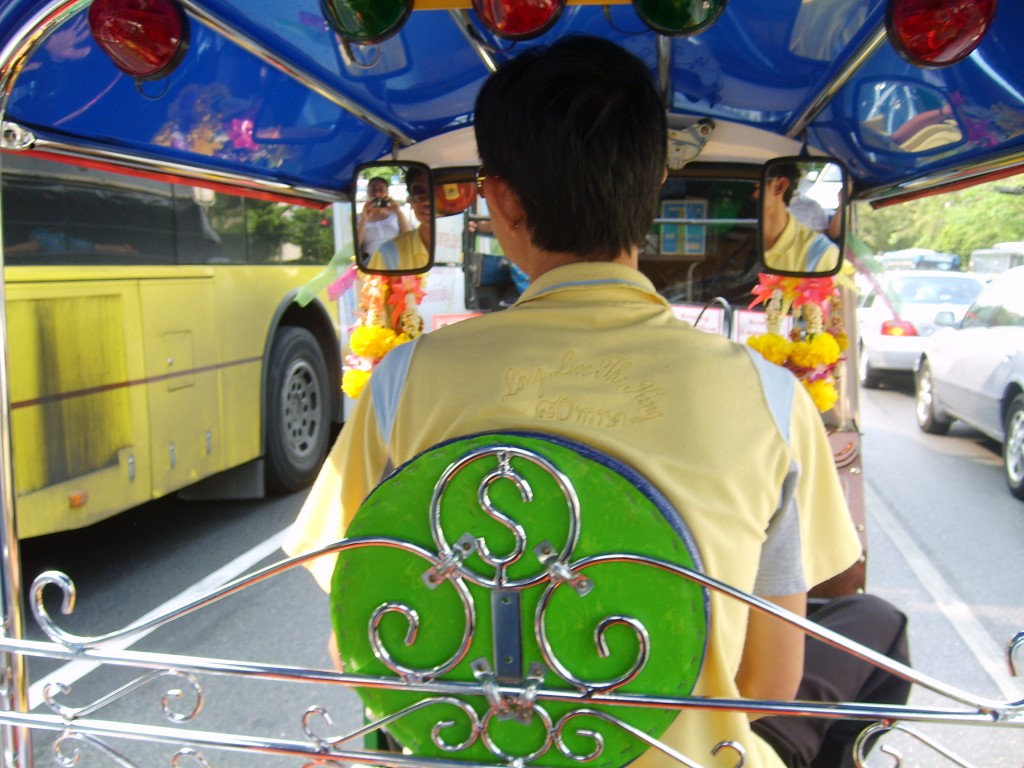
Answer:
88, 0, 190, 81
887, 0, 997, 67
435, 182, 477, 217
471, 0, 566, 41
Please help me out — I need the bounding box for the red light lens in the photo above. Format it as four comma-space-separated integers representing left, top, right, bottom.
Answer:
435, 182, 477, 217
471, 0, 566, 40
887, 0, 997, 67
881, 319, 918, 337
88, 0, 189, 81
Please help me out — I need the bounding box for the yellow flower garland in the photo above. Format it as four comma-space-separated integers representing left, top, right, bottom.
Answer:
746, 274, 847, 413
342, 273, 425, 399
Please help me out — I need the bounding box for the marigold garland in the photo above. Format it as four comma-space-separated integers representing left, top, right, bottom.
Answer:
342, 272, 425, 399
746, 273, 846, 413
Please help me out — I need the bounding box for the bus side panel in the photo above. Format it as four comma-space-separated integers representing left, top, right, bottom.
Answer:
7, 275, 153, 537
213, 266, 293, 470
138, 276, 225, 497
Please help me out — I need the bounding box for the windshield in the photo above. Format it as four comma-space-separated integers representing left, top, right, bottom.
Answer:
887, 275, 983, 306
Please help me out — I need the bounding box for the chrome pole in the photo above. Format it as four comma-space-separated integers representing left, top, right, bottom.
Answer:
0, 5, 88, 768
0, 134, 30, 768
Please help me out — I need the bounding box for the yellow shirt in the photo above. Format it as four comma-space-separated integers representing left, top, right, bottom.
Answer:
364, 226, 428, 271
765, 213, 839, 273
285, 261, 861, 768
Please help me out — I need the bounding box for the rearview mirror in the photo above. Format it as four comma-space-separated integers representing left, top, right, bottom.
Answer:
759, 157, 846, 277
352, 161, 433, 275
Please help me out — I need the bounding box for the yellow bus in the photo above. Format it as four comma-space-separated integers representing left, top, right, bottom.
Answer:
2, 152, 343, 538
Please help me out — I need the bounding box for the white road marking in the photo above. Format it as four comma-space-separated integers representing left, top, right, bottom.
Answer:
29, 529, 287, 710
870, 491, 1024, 701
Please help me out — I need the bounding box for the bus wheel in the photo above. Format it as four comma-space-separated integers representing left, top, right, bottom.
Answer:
265, 327, 330, 492
1004, 394, 1024, 500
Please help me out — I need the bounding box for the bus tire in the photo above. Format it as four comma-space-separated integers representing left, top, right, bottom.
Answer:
265, 327, 331, 493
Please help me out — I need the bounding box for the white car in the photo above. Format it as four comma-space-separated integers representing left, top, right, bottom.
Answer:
915, 266, 1024, 500
857, 270, 985, 388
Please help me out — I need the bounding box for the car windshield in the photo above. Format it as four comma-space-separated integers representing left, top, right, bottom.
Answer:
887, 276, 983, 306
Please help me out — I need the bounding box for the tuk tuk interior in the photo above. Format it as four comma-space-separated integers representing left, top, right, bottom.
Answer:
1, 1, 1023, 766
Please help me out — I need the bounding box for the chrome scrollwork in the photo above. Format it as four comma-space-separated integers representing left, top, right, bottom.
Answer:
170, 749, 212, 768
853, 721, 981, 768
479, 702, 554, 765
710, 742, 746, 767
52, 731, 209, 768
535, 563, 654, 694
33, 570, 86, 648
554, 709, 746, 768
302, 698, 480, 753
44, 671, 203, 723
365, 543, 476, 681
429, 444, 582, 590
53, 731, 135, 768
369, 601, 424, 681
1009, 631, 1024, 678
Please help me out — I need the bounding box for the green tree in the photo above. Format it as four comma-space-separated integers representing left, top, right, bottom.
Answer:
246, 199, 289, 262
286, 206, 334, 264
854, 174, 1024, 266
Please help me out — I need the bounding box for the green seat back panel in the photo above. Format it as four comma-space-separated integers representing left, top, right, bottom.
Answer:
331, 432, 708, 767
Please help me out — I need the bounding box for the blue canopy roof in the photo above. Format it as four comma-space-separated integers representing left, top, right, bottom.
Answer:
2, 0, 1023, 203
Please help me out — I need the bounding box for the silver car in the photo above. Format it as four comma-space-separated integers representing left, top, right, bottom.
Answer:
857, 270, 985, 388
914, 266, 1024, 500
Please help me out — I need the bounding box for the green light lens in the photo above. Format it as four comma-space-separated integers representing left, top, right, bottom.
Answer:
320, 0, 412, 44
634, 0, 729, 36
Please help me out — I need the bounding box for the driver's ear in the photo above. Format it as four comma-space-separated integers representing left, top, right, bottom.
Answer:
486, 177, 526, 233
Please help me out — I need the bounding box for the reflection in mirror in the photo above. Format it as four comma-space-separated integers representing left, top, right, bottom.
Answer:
759, 157, 845, 277
352, 161, 433, 275
857, 80, 963, 153
790, 0, 866, 61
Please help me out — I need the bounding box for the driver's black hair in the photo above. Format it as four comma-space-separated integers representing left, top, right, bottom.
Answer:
474, 37, 666, 261
767, 163, 801, 205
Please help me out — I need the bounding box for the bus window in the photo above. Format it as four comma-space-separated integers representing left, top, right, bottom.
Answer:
3, 157, 176, 264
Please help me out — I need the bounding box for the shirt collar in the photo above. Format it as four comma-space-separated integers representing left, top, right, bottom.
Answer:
515, 261, 670, 307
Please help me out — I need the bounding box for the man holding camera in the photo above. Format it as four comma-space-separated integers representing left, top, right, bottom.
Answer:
357, 175, 410, 260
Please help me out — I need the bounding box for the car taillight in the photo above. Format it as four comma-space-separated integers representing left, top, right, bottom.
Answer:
882, 319, 918, 336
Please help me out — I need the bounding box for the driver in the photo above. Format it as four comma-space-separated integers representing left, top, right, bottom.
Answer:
760, 162, 840, 273
287, 37, 909, 768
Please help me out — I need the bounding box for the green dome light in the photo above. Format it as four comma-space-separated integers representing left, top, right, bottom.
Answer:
321, 0, 413, 45
634, 0, 729, 37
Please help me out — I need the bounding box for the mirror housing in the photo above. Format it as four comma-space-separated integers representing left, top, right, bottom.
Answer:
759, 157, 846, 278
352, 161, 434, 275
